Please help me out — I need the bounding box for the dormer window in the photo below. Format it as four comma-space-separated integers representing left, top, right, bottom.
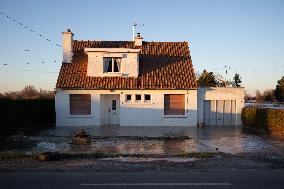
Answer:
103, 57, 121, 73
85, 48, 141, 77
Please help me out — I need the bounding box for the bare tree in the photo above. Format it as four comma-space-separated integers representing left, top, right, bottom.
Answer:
255, 90, 263, 103
263, 89, 276, 102
1, 85, 54, 99
20, 85, 39, 99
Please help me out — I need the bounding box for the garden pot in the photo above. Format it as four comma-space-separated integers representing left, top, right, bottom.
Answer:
38, 152, 60, 161
72, 135, 91, 145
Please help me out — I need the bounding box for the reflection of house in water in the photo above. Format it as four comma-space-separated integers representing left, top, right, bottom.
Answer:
55, 29, 244, 129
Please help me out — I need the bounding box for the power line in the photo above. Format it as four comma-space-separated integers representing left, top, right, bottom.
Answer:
0, 10, 61, 47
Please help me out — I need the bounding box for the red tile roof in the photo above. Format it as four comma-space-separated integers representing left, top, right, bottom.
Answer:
56, 41, 197, 89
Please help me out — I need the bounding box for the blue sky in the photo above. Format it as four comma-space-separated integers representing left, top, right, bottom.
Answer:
0, 0, 283, 95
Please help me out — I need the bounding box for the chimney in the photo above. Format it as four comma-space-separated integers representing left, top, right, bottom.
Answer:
134, 33, 143, 46
62, 29, 74, 63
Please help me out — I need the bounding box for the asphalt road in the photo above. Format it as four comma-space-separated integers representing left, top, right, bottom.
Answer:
1, 170, 284, 189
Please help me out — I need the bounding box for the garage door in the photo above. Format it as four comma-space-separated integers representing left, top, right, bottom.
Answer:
203, 100, 237, 126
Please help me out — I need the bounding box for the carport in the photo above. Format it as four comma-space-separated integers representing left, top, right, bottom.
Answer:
197, 87, 245, 126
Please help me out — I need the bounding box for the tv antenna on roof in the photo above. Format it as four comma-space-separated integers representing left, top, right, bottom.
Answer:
132, 22, 144, 41
132, 23, 137, 41
224, 65, 231, 75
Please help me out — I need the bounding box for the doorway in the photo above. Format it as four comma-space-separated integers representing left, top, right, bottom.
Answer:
100, 94, 120, 125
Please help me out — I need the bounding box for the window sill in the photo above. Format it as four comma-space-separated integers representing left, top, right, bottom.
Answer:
68, 115, 93, 118
123, 102, 154, 105
163, 115, 188, 118
102, 72, 122, 76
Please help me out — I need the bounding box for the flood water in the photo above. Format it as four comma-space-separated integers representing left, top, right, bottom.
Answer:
1, 126, 284, 155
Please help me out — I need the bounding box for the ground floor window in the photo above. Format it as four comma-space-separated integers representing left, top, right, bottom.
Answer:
135, 94, 142, 101
164, 94, 185, 115
69, 94, 91, 115
144, 94, 151, 102
125, 94, 132, 102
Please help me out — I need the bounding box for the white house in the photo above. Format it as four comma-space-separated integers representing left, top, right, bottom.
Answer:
55, 29, 244, 127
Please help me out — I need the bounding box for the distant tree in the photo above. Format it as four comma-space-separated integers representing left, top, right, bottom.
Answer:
1, 85, 54, 100
232, 73, 242, 87
197, 70, 217, 87
39, 89, 54, 99
274, 76, 284, 102
244, 91, 254, 102
20, 85, 39, 99
3, 91, 21, 100
215, 73, 232, 87
255, 90, 263, 103
263, 89, 276, 102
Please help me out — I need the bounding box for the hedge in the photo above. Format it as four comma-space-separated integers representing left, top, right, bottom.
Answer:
0, 98, 55, 138
242, 107, 284, 135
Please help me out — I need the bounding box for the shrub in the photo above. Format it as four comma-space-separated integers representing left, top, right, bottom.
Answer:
0, 98, 55, 138
241, 107, 257, 127
242, 107, 284, 135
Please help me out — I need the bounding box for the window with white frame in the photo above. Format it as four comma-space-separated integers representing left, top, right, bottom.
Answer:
135, 94, 142, 102
125, 94, 132, 102
103, 57, 121, 73
144, 94, 151, 102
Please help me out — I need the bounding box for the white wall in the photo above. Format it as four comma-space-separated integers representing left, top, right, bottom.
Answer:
55, 89, 100, 126
120, 90, 197, 126
197, 87, 245, 126
55, 89, 198, 127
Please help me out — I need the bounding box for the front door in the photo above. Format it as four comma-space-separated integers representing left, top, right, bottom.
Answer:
108, 95, 120, 125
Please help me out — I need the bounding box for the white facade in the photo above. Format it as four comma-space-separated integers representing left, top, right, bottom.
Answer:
55, 89, 198, 127
197, 87, 245, 126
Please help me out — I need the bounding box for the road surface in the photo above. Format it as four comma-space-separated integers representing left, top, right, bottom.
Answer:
1, 169, 284, 189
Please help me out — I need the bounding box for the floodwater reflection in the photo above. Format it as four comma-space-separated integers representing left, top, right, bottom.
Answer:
1, 126, 284, 155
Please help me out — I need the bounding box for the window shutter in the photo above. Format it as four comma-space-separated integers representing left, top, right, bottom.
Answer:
164, 94, 185, 115
70, 94, 91, 115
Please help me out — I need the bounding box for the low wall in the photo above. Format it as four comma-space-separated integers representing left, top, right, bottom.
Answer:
242, 107, 284, 135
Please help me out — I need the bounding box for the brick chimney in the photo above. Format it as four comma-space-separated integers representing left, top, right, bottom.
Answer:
134, 33, 143, 46
62, 29, 74, 63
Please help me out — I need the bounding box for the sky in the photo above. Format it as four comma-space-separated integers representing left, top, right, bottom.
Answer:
0, 0, 283, 95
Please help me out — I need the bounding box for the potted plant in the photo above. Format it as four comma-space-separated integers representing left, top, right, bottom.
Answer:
72, 128, 91, 145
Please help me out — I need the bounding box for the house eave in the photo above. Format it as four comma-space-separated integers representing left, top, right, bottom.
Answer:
84, 48, 141, 53
56, 87, 198, 91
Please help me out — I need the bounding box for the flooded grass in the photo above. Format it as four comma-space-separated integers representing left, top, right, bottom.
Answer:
1, 126, 284, 157
91, 136, 192, 140
0, 151, 223, 161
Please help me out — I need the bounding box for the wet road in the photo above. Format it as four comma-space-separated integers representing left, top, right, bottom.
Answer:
1, 170, 284, 189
